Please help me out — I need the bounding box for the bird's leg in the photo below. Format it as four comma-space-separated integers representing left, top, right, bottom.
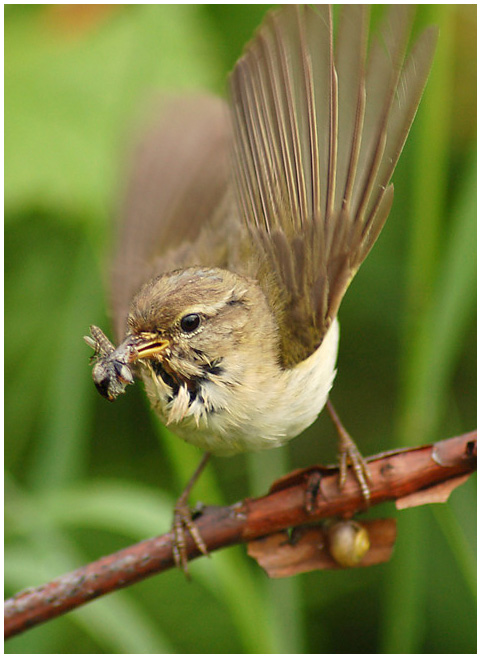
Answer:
172, 452, 211, 576
326, 400, 372, 502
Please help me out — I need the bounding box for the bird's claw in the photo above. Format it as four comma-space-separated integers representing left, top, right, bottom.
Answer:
327, 400, 372, 503
338, 428, 372, 503
172, 500, 209, 577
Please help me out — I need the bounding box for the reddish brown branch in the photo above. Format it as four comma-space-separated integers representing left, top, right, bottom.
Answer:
5, 431, 476, 639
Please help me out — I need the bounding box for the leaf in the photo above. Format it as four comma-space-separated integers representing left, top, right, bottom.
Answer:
248, 519, 397, 578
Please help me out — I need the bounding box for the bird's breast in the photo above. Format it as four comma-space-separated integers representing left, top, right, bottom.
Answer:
141, 318, 339, 456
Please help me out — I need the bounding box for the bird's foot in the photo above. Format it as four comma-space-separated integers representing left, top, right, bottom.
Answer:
338, 430, 372, 503
171, 452, 211, 576
172, 498, 209, 577
327, 400, 372, 503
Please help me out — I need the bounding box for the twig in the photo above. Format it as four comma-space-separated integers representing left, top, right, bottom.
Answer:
4, 431, 476, 639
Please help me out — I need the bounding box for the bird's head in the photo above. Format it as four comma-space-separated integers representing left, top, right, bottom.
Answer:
122, 267, 280, 387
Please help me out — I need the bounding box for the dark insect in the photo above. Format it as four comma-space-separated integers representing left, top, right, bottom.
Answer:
84, 325, 135, 401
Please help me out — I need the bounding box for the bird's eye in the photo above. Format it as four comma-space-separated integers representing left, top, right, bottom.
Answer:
180, 313, 201, 333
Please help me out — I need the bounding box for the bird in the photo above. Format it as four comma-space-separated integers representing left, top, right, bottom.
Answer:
85, 5, 437, 573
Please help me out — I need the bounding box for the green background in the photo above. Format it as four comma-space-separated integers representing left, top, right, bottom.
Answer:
5, 5, 476, 653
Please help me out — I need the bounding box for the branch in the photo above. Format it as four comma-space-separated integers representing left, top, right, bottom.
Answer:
5, 431, 476, 639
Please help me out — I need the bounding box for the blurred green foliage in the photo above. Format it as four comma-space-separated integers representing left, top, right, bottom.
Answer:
5, 5, 476, 654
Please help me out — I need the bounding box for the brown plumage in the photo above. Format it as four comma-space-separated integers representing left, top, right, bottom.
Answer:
110, 5, 437, 369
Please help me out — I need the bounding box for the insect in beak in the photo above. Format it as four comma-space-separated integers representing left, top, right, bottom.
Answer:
85, 326, 170, 401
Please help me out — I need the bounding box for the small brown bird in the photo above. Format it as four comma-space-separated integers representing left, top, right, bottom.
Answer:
86, 5, 437, 571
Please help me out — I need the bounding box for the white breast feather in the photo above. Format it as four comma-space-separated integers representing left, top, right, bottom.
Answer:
142, 318, 340, 456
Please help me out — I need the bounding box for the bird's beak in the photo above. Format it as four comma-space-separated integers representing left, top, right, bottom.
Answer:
129, 333, 170, 362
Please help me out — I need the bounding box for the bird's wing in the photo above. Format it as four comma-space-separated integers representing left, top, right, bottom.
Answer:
230, 5, 438, 367
111, 95, 238, 340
